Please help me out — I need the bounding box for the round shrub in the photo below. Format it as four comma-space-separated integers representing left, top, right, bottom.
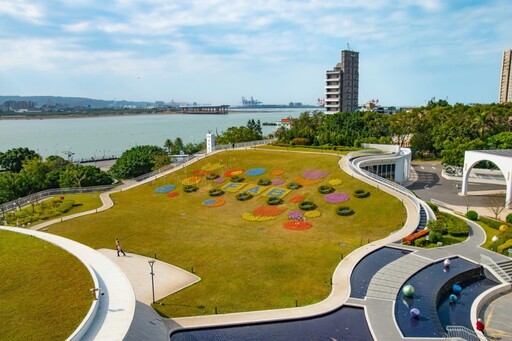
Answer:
236, 192, 253, 201
257, 179, 272, 186
208, 189, 224, 197
318, 185, 335, 194
299, 201, 318, 211
183, 185, 198, 193
427, 202, 439, 213
507, 213, 512, 224
231, 175, 245, 183
267, 197, 284, 205
206, 174, 220, 180
466, 210, 478, 221
287, 182, 303, 190
353, 189, 370, 198
336, 206, 354, 216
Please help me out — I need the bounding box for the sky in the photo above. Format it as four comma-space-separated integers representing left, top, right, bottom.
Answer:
0, 0, 511, 107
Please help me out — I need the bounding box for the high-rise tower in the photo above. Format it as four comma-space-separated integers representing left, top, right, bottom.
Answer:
499, 49, 512, 103
325, 50, 359, 113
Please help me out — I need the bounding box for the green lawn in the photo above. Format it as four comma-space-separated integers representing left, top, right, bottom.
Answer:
0, 230, 93, 340
48, 150, 406, 317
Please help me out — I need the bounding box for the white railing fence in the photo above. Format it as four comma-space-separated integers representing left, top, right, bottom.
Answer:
446, 325, 481, 341
480, 254, 512, 283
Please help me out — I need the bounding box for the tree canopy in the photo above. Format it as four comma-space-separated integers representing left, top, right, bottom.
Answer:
109, 145, 169, 179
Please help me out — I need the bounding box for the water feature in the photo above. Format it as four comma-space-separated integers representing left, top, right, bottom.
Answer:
394, 257, 499, 338
170, 306, 373, 341
0, 108, 310, 160
350, 247, 411, 299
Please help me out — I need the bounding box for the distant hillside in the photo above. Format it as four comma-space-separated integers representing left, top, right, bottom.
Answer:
0, 95, 160, 108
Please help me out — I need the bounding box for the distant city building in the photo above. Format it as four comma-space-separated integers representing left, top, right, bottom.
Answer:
499, 49, 512, 103
325, 50, 359, 113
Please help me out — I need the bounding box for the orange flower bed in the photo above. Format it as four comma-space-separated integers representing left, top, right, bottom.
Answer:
271, 169, 285, 176
284, 220, 313, 230
294, 176, 322, 186
290, 195, 305, 203
225, 167, 244, 177
252, 205, 286, 217
167, 191, 179, 198
402, 229, 430, 245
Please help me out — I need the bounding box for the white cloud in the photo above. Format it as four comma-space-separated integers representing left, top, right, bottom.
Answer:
0, 0, 45, 22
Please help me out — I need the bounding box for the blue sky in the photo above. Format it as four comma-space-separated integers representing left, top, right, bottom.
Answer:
0, 0, 511, 106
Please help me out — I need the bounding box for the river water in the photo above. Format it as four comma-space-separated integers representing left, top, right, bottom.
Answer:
0, 108, 314, 160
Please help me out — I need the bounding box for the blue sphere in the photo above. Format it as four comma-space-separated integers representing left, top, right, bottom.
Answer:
452, 284, 462, 294
449, 294, 458, 303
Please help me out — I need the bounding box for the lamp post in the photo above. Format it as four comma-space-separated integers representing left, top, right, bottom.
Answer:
148, 260, 156, 304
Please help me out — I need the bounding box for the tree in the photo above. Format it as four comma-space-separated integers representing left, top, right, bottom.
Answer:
215, 126, 262, 145
164, 138, 174, 153
487, 132, 512, 149
171, 137, 184, 155
0, 147, 40, 172
109, 145, 169, 179
441, 137, 484, 167
483, 194, 507, 219
59, 164, 113, 188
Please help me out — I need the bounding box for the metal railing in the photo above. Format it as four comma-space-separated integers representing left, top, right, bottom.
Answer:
446, 325, 480, 341
0, 185, 116, 213
480, 254, 512, 283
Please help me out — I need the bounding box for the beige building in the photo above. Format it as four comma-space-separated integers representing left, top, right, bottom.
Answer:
325, 50, 359, 113
499, 49, 512, 103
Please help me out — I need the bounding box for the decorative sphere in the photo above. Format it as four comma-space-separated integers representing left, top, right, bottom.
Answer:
492, 236, 499, 243
452, 284, 462, 294
402, 284, 415, 297
499, 225, 508, 232
444, 259, 451, 267
449, 294, 458, 303
410, 308, 420, 318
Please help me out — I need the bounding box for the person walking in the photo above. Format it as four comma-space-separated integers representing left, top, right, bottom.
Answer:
116, 238, 126, 257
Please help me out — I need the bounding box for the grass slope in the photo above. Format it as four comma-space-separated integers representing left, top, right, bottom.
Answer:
48, 150, 406, 317
0, 230, 93, 340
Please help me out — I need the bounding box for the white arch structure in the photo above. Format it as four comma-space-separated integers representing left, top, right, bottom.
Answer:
461, 150, 512, 208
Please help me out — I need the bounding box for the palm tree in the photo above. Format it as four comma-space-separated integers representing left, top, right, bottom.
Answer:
164, 139, 173, 154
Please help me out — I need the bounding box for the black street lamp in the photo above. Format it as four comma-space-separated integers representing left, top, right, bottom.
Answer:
148, 260, 156, 304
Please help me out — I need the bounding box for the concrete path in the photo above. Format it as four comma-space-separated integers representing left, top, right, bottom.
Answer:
97, 249, 200, 305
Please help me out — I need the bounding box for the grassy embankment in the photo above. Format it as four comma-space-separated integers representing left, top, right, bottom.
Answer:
49, 149, 406, 317
0, 231, 93, 341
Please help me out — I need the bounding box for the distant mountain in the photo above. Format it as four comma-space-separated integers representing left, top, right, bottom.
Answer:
0, 95, 163, 108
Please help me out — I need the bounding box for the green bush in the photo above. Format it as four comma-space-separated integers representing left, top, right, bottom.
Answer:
414, 237, 427, 247
336, 206, 354, 216
479, 216, 510, 230
206, 174, 219, 180
57, 200, 75, 213
299, 201, 317, 211
353, 189, 370, 198
497, 239, 512, 254
449, 224, 470, 237
427, 202, 439, 213
183, 185, 198, 193
236, 193, 253, 201
257, 179, 272, 186
427, 219, 447, 234
465, 210, 478, 221
287, 182, 303, 190
267, 197, 284, 205
208, 189, 224, 197
231, 175, 245, 183
429, 232, 443, 243
318, 185, 335, 194
507, 213, 512, 224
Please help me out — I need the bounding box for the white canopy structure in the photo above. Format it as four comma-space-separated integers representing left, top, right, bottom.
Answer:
461, 150, 512, 208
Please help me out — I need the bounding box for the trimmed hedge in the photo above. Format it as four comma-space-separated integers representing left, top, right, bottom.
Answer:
507, 213, 512, 224
497, 239, 512, 254
183, 185, 199, 193
480, 216, 511, 230
206, 174, 219, 180
231, 175, 245, 183
57, 200, 75, 214
336, 206, 354, 216
318, 185, 335, 194
427, 202, 439, 213
353, 189, 370, 198
236, 193, 253, 201
208, 189, 224, 197
299, 201, 317, 211
287, 182, 302, 190
465, 210, 478, 221
267, 197, 284, 205
257, 179, 272, 186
